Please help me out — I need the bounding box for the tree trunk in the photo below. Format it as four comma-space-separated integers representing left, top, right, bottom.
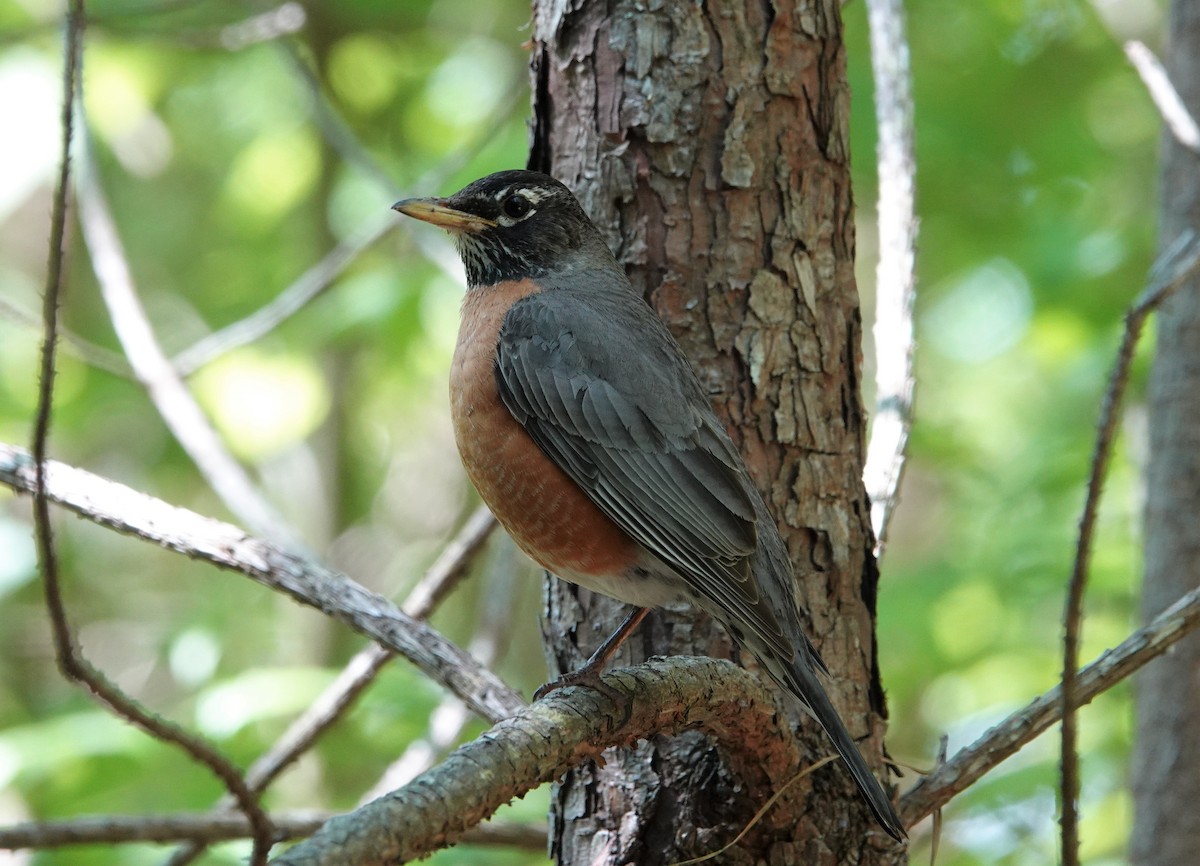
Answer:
1132, 3, 1200, 865
529, 1, 899, 863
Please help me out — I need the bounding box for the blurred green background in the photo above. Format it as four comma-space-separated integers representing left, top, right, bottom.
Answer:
0, 1, 1165, 864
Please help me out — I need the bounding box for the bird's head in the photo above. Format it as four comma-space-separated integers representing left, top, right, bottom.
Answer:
393, 170, 608, 288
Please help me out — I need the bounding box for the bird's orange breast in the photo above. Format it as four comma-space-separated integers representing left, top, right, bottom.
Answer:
450, 279, 639, 580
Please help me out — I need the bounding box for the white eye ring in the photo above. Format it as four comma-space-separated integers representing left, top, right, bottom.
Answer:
502, 193, 532, 219
495, 191, 538, 227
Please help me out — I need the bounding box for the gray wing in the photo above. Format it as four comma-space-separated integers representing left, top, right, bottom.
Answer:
494, 291, 795, 660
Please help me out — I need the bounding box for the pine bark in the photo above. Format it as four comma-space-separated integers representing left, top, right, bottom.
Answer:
1132, 3, 1200, 864
529, 1, 899, 863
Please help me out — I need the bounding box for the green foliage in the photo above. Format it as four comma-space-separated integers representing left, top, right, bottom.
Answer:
0, 0, 1164, 863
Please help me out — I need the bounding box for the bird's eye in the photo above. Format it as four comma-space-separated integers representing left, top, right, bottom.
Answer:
502, 193, 532, 220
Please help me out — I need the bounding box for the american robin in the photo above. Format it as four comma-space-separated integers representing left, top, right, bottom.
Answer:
393, 169, 906, 842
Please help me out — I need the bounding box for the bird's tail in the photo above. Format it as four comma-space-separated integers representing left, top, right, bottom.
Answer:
761, 649, 907, 842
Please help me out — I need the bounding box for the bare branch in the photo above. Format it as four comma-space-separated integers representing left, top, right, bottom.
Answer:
862, 0, 919, 554
30, 7, 273, 866
247, 505, 497, 790
281, 41, 396, 193
75, 141, 301, 549
171, 210, 395, 377
1124, 40, 1200, 153
0, 296, 132, 377
161, 507, 496, 866
2, 812, 326, 850
358, 524, 509, 804
272, 657, 811, 866
219, 3, 307, 51
1060, 230, 1200, 865
403, 506, 497, 617
10, 437, 1197, 860
0, 812, 545, 852
33, 0, 81, 692
31, 1, 80, 460
0, 442, 526, 724
904, 581, 1200, 825
168, 65, 526, 378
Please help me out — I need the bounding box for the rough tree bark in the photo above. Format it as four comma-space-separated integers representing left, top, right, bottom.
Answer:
529, 1, 900, 863
1132, 3, 1200, 865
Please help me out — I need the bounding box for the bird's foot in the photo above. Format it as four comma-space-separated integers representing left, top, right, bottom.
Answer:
534, 663, 632, 725
534, 607, 651, 724
534, 663, 618, 702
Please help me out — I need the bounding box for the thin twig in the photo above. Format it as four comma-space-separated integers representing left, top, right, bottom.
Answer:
930, 735, 947, 865
251, 505, 495, 792
75, 139, 302, 550
402, 506, 497, 618
357, 520, 509, 805
33, 0, 83, 681
904, 580, 1200, 825
282, 41, 396, 193
1060, 230, 1200, 866
1124, 41, 1200, 153
30, 7, 275, 866
2, 813, 326, 850
161, 506, 496, 866
0, 812, 546, 851
862, 0, 919, 555
170, 210, 394, 376
169, 67, 526, 377
31, 0, 80, 467
0, 296, 132, 377
0, 442, 526, 724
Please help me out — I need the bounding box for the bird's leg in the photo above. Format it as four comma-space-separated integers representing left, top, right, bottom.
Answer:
533, 606, 651, 708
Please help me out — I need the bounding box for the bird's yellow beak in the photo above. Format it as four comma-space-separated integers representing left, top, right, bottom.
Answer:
391, 198, 497, 233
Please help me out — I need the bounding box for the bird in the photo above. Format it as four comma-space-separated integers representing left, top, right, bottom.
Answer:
393, 169, 906, 843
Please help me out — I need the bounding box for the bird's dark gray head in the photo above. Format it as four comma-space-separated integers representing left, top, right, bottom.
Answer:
393, 170, 610, 288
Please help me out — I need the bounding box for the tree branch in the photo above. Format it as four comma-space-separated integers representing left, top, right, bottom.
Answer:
904, 581, 1200, 825
1060, 217, 1200, 866
1124, 40, 1200, 153
161, 506, 496, 866
0, 442, 525, 724
0, 812, 545, 852
169, 52, 525, 378
170, 210, 395, 377
75, 139, 301, 549
271, 657, 810, 866
862, 0, 919, 555
29, 7, 274, 865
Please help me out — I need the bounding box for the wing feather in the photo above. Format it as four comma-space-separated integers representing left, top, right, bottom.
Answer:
496, 292, 794, 660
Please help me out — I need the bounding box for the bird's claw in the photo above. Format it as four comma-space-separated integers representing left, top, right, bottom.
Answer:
534, 666, 632, 726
